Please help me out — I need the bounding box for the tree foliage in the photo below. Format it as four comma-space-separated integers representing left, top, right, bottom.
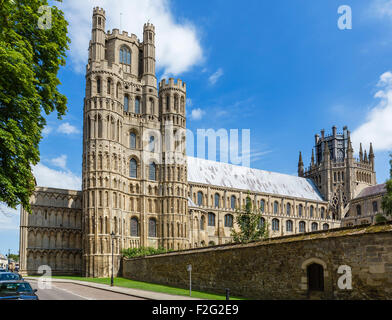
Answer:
0, 0, 69, 212
381, 154, 392, 217
121, 247, 174, 259
231, 193, 269, 244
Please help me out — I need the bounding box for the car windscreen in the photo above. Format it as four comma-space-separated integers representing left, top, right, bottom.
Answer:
0, 283, 33, 295
0, 273, 21, 281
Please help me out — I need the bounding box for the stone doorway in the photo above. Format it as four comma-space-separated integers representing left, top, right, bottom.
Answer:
307, 263, 324, 292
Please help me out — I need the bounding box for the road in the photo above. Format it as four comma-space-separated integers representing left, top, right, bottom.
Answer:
27, 279, 145, 300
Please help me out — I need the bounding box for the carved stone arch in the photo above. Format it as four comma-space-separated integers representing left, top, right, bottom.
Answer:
301, 257, 327, 271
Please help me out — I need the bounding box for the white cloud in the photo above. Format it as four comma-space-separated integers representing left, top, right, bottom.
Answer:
208, 68, 224, 85
371, 0, 392, 18
352, 71, 392, 151
59, 0, 203, 75
190, 108, 205, 121
57, 122, 80, 135
50, 155, 68, 170
0, 204, 19, 231
42, 126, 53, 136
32, 163, 82, 191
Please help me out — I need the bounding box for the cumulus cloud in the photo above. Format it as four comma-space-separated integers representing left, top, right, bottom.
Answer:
42, 126, 53, 136
33, 163, 82, 191
59, 0, 203, 75
0, 204, 19, 231
189, 108, 205, 121
50, 155, 68, 170
208, 68, 224, 85
352, 71, 392, 151
370, 0, 392, 17
57, 122, 80, 135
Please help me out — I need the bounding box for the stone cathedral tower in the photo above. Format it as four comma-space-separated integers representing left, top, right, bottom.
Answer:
299, 126, 376, 220
82, 8, 188, 277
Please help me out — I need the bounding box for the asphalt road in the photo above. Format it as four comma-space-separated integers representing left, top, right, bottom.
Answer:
27, 279, 145, 300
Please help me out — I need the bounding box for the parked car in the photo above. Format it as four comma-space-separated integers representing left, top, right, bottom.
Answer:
0, 272, 23, 281
0, 269, 6, 273
0, 281, 38, 300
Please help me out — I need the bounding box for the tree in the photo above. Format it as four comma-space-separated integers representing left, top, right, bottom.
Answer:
381, 154, 392, 217
0, 0, 70, 213
231, 193, 269, 244
7, 253, 19, 262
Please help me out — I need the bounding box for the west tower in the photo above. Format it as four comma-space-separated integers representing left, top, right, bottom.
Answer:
82, 8, 188, 277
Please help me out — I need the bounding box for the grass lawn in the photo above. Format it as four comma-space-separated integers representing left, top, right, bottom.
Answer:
46, 276, 245, 300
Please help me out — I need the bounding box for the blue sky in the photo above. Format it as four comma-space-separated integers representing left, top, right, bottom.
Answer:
1, 0, 392, 255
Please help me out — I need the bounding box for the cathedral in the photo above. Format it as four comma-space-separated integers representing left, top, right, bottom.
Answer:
19, 8, 385, 278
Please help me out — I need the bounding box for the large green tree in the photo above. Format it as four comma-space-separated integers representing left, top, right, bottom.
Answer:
231, 193, 269, 244
381, 154, 392, 217
0, 0, 69, 213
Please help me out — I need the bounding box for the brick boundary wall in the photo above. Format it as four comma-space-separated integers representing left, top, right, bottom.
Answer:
122, 223, 392, 300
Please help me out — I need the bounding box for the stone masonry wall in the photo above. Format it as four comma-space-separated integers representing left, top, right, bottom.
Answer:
123, 223, 392, 300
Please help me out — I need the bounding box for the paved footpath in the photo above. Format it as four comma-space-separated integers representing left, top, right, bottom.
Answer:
25, 277, 202, 301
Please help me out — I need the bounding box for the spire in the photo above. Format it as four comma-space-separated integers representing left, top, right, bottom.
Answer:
298, 151, 304, 177
359, 143, 363, 162
369, 143, 374, 157
364, 150, 368, 163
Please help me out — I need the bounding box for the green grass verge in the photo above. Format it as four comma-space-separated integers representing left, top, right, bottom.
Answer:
43, 276, 245, 300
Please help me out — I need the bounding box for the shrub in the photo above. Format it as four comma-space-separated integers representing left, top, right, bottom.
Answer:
375, 213, 388, 224
122, 247, 173, 259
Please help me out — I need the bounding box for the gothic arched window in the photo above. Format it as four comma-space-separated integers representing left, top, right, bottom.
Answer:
130, 217, 139, 237
273, 201, 279, 214
323, 223, 329, 230
372, 201, 378, 213
148, 218, 157, 237
130, 132, 136, 149
107, 79, 111, 95
356, 205, 362, 216
208, 212, 215, 227
149, 136, 155, 152
231, 195, 236, 210
260, 200, 265, 213
224, 214, 233, 228
259, 217, 265, 229
312, 222, 318, 231
197, 191, 203, 206
321, 207, 325, 219
135, 97, 141, 114
286, 203, 291, 216
310, 206, 314, 218
130, 159, 137, 178
214, 193, 220, 208
298, 204, 303, 217
124, 95, 129, 112
96, 78, 101, 94
272, 218, 279, 231
299, 221, 306, 233
149, 162, 157, 181
286, 220, 293, 232
120, 46, 131, 65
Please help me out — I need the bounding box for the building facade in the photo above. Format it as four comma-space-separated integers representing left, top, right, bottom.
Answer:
342, 183, 389, 227
300, 126, 376, 220
19, 8, 380, 278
